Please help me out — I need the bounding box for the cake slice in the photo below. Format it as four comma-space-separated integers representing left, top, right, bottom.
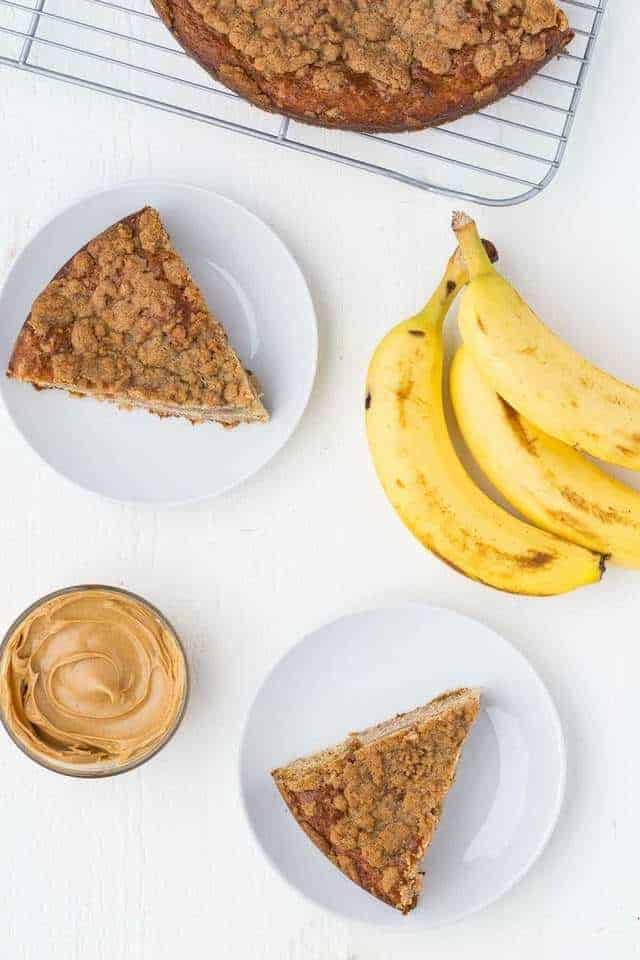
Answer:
272, 687, 480, 914
7, 207, 268, 426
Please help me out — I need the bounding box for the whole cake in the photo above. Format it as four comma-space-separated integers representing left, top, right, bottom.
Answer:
153, 0, 573, 133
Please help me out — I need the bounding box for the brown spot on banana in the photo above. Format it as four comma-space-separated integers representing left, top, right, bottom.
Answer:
426, 543, 564, 595
518, 551, 554, 569
560, 486, 638, 527
498, 398, 537, 455
395, 378, 414, 428
396, 381, 413, 401
446, 281, 456, 295
616, 434, 640, 451
475, 539, 555, 570
482, 239, 499, 264
365, 392, 371, 410
477, 317, 487, 334
544, 508, 593, 537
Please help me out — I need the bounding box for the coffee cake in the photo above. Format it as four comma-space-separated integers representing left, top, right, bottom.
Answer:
7, 207, 268, 426
272, 688, 481, 913
152, 0, 573, 133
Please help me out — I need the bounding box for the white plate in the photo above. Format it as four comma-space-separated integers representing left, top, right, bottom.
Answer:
240, 605, 566, 928
0, 181, 317, 504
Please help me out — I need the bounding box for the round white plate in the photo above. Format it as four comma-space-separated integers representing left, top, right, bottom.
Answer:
240, 605, 566, 928
0, 181, 317, 504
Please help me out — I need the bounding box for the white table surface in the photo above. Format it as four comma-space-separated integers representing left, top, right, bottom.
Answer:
0, 4, 637, 958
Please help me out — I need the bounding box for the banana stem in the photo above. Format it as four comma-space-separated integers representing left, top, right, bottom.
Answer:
414, 248, 468, 329
452, 211, 495, 280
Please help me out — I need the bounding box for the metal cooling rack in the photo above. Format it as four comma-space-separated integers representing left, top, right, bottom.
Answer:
0, 0, 606, 204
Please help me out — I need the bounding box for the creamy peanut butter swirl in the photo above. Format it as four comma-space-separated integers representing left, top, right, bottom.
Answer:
0, 589, 187, 773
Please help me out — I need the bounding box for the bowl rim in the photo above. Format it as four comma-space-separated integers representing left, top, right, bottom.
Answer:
0, 583, 189, 779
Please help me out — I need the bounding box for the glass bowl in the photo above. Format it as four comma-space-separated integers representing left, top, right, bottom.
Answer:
0, 584, 189, 778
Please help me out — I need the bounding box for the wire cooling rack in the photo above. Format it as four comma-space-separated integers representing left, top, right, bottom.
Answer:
0, 0, 606, 205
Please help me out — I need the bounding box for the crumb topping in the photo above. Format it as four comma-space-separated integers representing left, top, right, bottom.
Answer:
10, 208, 264, 418
273, 691, 480, 912
189, 0, 568, 93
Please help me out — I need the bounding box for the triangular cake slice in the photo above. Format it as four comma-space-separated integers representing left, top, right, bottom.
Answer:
272, 687, 480, 914
7, 207, 268, 426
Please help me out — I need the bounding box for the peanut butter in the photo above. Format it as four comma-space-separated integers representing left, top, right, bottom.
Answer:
0, 588, 187, 774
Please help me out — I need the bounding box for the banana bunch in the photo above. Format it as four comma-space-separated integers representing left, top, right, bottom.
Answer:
365, 213, 640, 595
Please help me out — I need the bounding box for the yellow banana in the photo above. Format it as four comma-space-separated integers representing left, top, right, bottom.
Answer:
451, 347, 640, 567
453, 212, 640, 470
365, 250, 604, 596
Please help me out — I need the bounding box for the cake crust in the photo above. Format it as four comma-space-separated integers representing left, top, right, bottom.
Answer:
7, 207, 268, 426
152, 0, 573, 134
272, 687, 481, 913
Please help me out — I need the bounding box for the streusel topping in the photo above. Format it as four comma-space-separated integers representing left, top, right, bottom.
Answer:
189, 0, 568, 92
13, 208, 260, 414
274, 690, 480, 911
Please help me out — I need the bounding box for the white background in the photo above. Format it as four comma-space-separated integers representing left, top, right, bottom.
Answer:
0, 3, 638, 958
